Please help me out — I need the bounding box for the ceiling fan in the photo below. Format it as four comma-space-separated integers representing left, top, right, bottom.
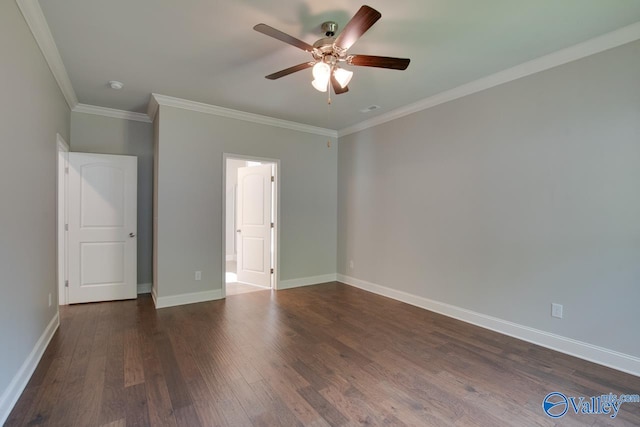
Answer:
254, 5, 410, 95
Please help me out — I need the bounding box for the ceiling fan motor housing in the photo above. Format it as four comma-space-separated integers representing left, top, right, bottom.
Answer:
313, 22, 347, 64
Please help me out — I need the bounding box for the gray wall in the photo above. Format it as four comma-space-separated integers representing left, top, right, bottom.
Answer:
0, 0, 70, 403
338, 40, 640, 357
70, 112, 154, 286
155, 105, 337, 298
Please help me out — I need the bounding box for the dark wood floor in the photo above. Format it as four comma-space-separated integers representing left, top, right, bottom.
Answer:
6, 282, 640, 426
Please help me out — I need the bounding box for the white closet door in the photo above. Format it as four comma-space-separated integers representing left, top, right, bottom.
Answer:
68, 152, 137, 303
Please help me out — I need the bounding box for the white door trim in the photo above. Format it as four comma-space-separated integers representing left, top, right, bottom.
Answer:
222, 153, 280, 297
56, 134, 69, 305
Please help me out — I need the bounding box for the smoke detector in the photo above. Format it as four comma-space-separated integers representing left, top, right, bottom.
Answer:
108, 80, 124, 90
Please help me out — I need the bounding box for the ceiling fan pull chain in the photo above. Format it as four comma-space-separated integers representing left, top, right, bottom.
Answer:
326, 90, 332, 145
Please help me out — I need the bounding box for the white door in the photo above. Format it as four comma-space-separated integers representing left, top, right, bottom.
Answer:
68, 153, 137, 303
236, 164, 272, 287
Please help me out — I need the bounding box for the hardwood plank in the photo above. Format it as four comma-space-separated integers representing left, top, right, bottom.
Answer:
248, 379, 304, 427
297, 385, 349, 426
247, 357, 327, 425
123, 328, 145, 387
89, 302, 112, 359
318, 384, 390, 425
125, 383, 151, 427
228, 377, 268, 420
73, 355, 107, 427
100, 419, 126, 427
45, 304, 101, 426
173, 404, 204, 427
291, 358, 330, 391
98, 303, 127, 425
139, 329, 178, 427
154, 332, 193, 410
192, 400, 227, 427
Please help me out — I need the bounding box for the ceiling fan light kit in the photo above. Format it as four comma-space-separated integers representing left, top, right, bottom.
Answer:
254, 5, 410, 97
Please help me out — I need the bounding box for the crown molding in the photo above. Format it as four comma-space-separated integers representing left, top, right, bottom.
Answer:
73, 104, 152, 123
150, 94, 338, 138
338, 21, 640, 137
16, 0, 78, 109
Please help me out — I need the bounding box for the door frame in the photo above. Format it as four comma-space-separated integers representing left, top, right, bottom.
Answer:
222, 153, 280, 297
56, 134, 69, 305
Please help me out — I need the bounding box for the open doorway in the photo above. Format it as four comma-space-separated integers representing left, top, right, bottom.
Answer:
223, 154, 279, 297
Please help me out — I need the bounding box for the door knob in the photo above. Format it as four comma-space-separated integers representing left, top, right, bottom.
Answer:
129, 232, 136, 237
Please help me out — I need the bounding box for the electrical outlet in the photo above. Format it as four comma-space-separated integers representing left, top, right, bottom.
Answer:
551, 303, 563, 319
349, 260, 354, 269
195, 271, 202, 281
48, 293, 52, 307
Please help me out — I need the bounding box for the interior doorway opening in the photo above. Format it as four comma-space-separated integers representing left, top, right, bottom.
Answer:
223, 154, 279, 297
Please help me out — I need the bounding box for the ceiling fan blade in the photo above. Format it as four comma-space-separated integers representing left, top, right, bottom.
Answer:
334, 5, 382, 52
265, 62, 314, 80
331, 74, 349, 95
253, 23, 314, 52
348, 55, 410, 70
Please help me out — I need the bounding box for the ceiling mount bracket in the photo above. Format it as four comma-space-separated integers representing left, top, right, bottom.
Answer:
321, 21, 338, 37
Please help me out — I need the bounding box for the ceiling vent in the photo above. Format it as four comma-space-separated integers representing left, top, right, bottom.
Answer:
360, 105, 380, 113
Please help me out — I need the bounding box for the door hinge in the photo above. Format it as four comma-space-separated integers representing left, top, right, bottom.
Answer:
65, 280, 69, 288
271, 222, 274, 228
65, 224, 69, 231
271, 176, 274, 182
270, 268, 274, 274
65, 166, 69, 174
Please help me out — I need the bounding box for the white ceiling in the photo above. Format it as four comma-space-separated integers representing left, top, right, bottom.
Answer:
36, 0, 640, 130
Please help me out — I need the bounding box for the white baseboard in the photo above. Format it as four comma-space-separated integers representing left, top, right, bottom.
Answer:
0, 312, 60, 425
225, 254, 236, 262
278, 274, 337, 290
337, 274, 640, 377
153, 288, 223, 309
137, 282, 152, 294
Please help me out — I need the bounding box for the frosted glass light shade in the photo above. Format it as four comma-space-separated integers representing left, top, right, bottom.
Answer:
311, 79, 328, 92
311, 62, 330, 92
312, 62, 330, 80
333, 68, 353, 88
